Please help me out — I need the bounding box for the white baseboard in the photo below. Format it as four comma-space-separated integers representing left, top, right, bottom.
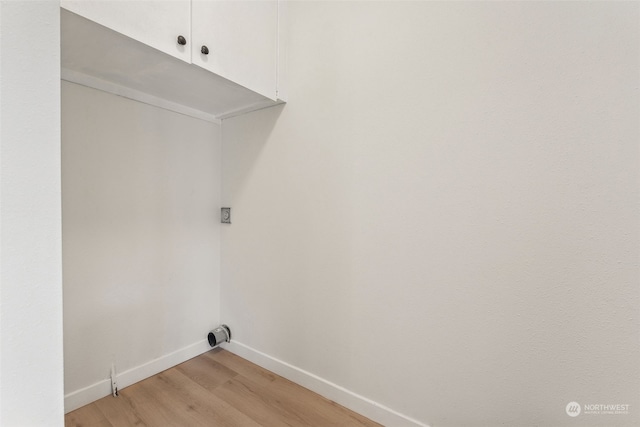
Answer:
222, 340, 430, 427
64, 339, 211, 413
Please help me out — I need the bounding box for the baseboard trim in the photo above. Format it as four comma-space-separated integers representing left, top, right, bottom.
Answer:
222, 340, 429, 427
64, 339, 211, 413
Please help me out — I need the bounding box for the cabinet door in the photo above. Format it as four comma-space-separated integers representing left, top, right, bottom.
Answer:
192, 0, 278, 100
61, 0, 191, 63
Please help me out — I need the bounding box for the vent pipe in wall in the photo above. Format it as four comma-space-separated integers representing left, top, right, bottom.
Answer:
208, 324, 231, 347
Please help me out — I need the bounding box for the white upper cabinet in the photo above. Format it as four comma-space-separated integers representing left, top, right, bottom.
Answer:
60, 0, 286, 119
61, 0, 192, 63
192, 0, 278, 100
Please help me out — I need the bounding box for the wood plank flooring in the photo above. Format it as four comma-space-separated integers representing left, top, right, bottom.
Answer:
65, 349, 382, 427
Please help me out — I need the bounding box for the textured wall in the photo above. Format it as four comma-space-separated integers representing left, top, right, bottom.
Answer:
62, 82, 221, 397
0, 2, 64, 425
221, 2, 639, 426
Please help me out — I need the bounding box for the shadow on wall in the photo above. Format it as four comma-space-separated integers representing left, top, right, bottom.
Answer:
222, 104, 285, 203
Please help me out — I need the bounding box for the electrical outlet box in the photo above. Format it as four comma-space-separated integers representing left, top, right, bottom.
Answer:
221, 207, 231, 224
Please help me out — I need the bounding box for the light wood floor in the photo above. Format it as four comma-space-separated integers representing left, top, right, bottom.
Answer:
65, 348, 382, 427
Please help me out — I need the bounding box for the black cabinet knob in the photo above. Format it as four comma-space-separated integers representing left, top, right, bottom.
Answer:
177, 35, 186, 45
201, 45, 209, 55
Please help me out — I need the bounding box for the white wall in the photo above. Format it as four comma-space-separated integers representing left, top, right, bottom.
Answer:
221, 2, 639, 426
0, 1, 64, 425
62, 81, 221, 409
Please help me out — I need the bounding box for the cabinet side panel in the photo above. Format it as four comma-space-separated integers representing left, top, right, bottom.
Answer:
277, 0, 288, 101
